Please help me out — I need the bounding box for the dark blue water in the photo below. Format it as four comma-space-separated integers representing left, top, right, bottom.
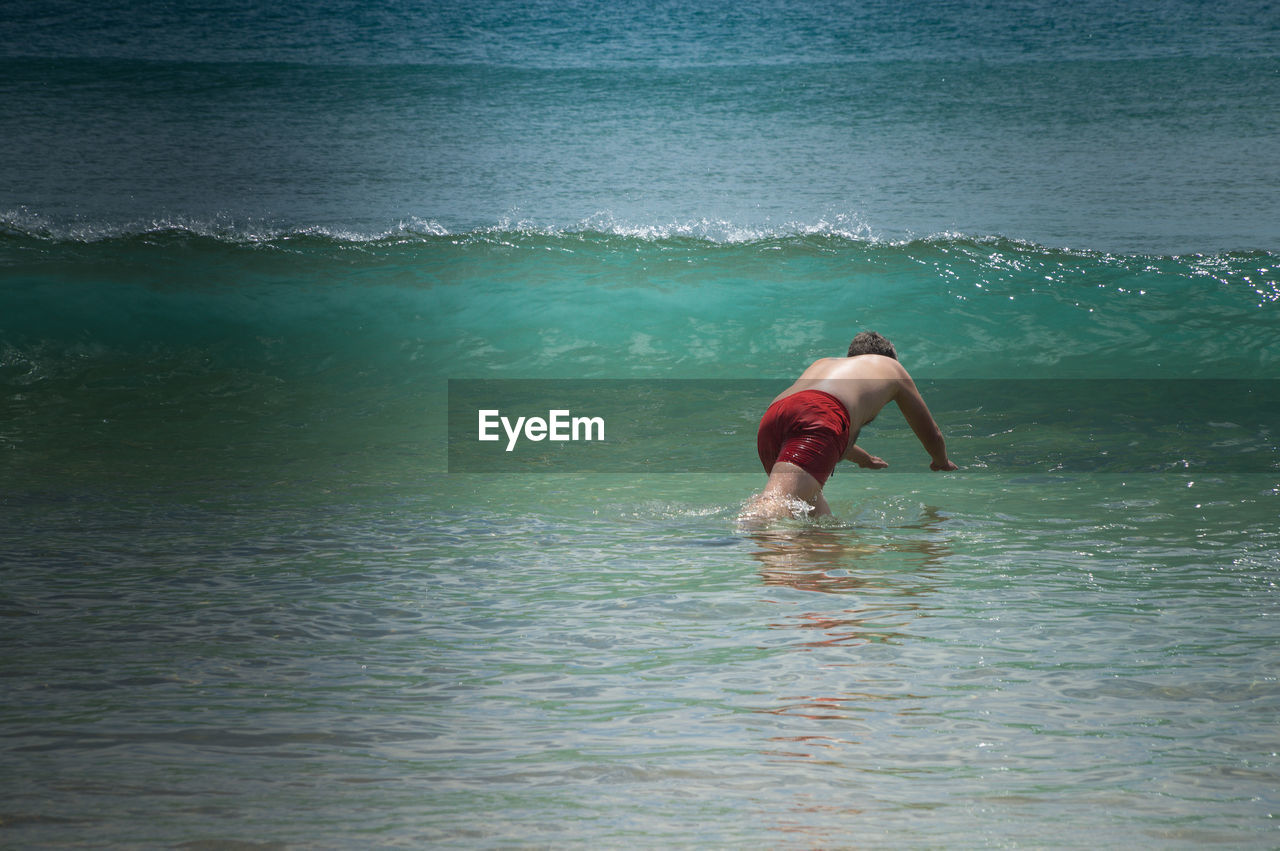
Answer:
3, 0, 1278, 251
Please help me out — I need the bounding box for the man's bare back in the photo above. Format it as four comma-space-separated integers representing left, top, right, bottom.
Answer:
774, 354, 918, 447
745, 332, 957, 522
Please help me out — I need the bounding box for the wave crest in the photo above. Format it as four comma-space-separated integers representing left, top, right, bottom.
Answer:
1, 207, 890, 248
0, 208, 456, 245
3, 208, 1276, 264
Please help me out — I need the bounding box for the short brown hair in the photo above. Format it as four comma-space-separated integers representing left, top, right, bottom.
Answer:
847, 331, 897, 359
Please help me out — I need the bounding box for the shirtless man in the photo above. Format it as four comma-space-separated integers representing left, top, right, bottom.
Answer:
747, 331, 957, 520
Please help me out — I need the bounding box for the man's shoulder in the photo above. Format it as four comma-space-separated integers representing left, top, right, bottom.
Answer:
802, 354, 909, 381
800, 356, 841, 374
842, 354, 908, 375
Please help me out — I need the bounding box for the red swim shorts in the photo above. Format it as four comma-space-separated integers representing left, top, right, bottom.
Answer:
756, 389, 851, 485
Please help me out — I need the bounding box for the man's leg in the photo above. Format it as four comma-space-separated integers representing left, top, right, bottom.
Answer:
753, 461, 828, 519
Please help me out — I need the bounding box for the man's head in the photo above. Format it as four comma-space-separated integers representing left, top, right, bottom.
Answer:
847, 331, 897, 360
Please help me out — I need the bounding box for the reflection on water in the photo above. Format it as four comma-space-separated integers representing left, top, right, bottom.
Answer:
747, 505, 951, 595
742, 504, 955, 844
747, 512, 950, 653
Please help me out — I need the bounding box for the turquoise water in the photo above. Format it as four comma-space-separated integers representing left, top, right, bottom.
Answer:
3, 228, 1278, 847
3, 0, 1280, 847
8, 473, 1279, 846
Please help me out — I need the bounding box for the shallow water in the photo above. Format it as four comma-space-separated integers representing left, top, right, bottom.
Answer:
3, 471, 1278, 846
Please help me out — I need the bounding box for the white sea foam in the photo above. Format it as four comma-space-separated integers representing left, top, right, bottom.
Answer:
4, 207, 1274, 266
0, 207, 455, 245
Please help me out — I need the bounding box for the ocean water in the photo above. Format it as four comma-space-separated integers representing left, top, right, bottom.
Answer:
3, 0, 1280, 847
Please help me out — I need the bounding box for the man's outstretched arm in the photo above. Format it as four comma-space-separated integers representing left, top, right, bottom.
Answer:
894, 377, 958, 471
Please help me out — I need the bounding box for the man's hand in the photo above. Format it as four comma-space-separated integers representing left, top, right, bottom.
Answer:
844, 443, 888, 469
930, 458, 958, 471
